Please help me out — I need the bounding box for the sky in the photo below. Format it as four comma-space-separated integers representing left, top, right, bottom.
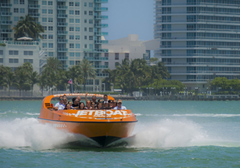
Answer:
104, 0, 154, 41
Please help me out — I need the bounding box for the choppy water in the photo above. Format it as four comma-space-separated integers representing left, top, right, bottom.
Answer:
0, 100, 240, 167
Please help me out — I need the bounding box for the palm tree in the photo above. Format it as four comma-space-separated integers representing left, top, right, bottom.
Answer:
79, 59, 96, 91
68, 63, 83, 92
13, 15, 44, 40
41, 57, 63, 94
29, 71, 39, 96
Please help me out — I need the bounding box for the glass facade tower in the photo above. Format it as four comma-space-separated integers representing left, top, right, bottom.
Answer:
155, 0, 240, 89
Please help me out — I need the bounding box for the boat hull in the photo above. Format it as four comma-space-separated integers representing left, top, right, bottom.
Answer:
39, 118, 136, 147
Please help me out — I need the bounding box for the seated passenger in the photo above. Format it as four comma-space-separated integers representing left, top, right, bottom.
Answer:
79, 102, 85, 110
113, 100, 127, 110
108, 100, 114, 109
64, 103, 72, 110
91, 102, 97, 109
54, 96, 65, 110
103, 94, 108, 104
97, 102, 103, 109
85, 100, 92, 109
72, 98, 80, 109
102, 101, 111, 109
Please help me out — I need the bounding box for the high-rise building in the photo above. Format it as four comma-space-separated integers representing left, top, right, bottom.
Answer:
154, 0, 240, 90
0, 0, 108, 91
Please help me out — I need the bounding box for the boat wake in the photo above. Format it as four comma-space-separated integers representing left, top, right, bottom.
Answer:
0, 118, 239, 150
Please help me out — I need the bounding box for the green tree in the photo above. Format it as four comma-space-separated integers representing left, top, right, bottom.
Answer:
41, 57, 63, 93
68, 63, 83, 92
13, 15, 44, 40
79, 59, 96, 91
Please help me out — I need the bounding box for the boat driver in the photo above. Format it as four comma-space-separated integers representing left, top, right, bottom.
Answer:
54, 96, 65, 110
113, 100, 127, 110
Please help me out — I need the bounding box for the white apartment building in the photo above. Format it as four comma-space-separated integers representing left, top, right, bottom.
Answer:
0, 0, 108, 91
102, 34, 160, 69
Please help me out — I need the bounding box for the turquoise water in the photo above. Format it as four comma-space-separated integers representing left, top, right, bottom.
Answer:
0, 100, 240, 167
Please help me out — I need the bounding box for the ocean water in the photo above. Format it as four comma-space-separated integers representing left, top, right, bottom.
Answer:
0, 100, 240, 167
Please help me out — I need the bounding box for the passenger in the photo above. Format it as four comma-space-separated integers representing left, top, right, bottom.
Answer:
72, 98, 80, 109
76, 95, 82, 103
63, 97, 68, 106
79, 102, 85, 110
102, 101, 110, 109
113, 100, 127, 110
108, 100, 114, 109
113, 100, 117, 108
54, 96, 65, 110
64, 103, 72, 110
85, 93, 97, 108
85, 100, 92, 109
97, 102, 103, 109
103, 94, 108, 104
91, 102, 97, 109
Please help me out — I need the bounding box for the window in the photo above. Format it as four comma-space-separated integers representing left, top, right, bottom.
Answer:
69, 61, 74, 65
0, 58, 3, 63
14, 17, 19, 21
42, 43, 47, 48
69, 35, 74, 39
115, 62, 120, 67
49, 43, 53, 48
115, 53, 119, 60
48, 34, 53, 39
84, 11, 87, 15
24, 51, 33, 55
84, 44, 87, 48
24, 59, 33, 63
48, 52, 53, 56
20, 0, 24, 4
75, 19, 80, 23
89, 28, 93, 32
14, 8, 18, 13
9, 59, 19, 63
75, 2, 79, 6
14, 0, 18, 4
75, 35, 80, 40
75, 11, 80, 15
48, 26, 53, 31
42, 1, 47, 5
89, 11, 93, 15
84, 2, 87, 7
84, 36, 87, 40
69, 2, 74, 6
125, 53, 129, 59
48, 18, 53, 22
48, 1, 53, 5
48, 9, 53, 14
75, 44, 80, 48
20, 8, 25, 13
104, 53, 109, 58
69, 52, 74, 57
69, 18, 74, 23
84, 19, 87, 23
42, 18, 47, 22
42, 9, 47, 14
69, 43, 74, 48
69, 10, 74, 15
43, 26, 47, 31
89, 19, 93, 24
0, 50, 3, 55
9, 50, 18, 55
69, 27, 74, 31
75, 27, 80, 31
89, 3, 93, 7
76, 53, 80, 57
84, 27, 87, 31
89, 36, 93, 40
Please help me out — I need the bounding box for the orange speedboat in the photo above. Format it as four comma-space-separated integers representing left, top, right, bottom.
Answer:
39, 93, 137, 147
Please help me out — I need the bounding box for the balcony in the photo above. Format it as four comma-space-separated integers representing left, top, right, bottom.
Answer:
29, 13, 40, 17
97, 73, 109, 77
28, 4, 40, 9
57, 22, 68, 26
1, 29, 12, 33
57, 31, 68, 35
83, 49, 108, 53
57, 39, 68, 43
94, 15, 108, 20
0, 12, 12, 16
94, 0, 108, 3
94, 24, 108, 28
57, 6, 67, 10
58, 48, 68, 52
85, 56, 108, 61
94, 7, 108, 12
0, 21, 12, 25
57, 14, 67, 18
0, 3, 12, 7
95, 40, 108, 44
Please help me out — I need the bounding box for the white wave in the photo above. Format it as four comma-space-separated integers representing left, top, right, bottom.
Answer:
0, 118, 85, 150
26, 113, 40, 116
125, 119, 240, 148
